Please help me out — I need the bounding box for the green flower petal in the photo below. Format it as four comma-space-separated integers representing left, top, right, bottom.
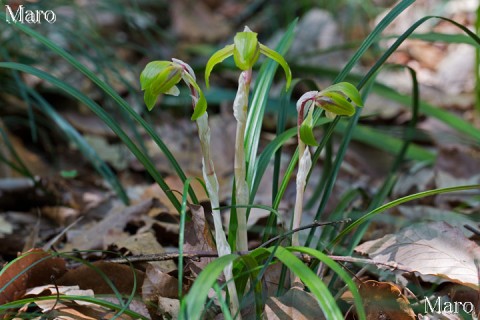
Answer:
140, 61, 183, 110
205, 44, 234, 89
299, 105, 318, 146
318, 92, 356, 117
183, 72, 208, 120
319, 82, 363, 107
259, 43, 292, 90
317, 92, 355, 117
233, 31, 260, 70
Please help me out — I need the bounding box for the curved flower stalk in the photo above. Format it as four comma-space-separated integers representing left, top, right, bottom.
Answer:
205, 27, 292, 252
293, 83, 363, 247
140, 59, 240, 317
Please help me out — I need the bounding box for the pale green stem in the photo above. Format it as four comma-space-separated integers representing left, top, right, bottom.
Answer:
292, 140, 311, 247
195, 106, 240, 317
233, 69, 251, 252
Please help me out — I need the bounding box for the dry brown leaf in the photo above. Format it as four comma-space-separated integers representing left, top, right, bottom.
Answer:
357, 280, 415, 320
57, 261, 144, 296
264, 287, 325, 320
115, 232, 176, 273
64, 198, 159, 251
183, 204, 217, 277
0, 248, 67, 305
142, 264, 183, 300
355, 222, 480, 289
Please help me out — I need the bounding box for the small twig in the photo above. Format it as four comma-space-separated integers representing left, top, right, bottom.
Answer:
107, 251, 412, 273
464, 224, 480, 236
259, 218, 351, 248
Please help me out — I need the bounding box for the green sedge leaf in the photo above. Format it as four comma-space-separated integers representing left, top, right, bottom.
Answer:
205, 44, 234, 88
259, 43, 292, 90
319, 82, 363, 106
233, 31, 260, 70
319, 92, 356, 117
299, 106, 318, 146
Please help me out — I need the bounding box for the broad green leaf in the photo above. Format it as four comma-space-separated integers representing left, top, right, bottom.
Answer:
233, 31, 260, 70
320, 92, 356, 116
260, 43, 292, 90
205, 44, 234, 88
299, 106, 318, 146
319, 82, 363, 106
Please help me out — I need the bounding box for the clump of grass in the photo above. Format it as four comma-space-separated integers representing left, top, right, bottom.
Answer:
1, 0, 480, 319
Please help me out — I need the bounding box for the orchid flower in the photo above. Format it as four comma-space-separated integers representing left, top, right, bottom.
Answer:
205, 27, 291, 252
140, 59, 240, 316
292, 83, 363, 247
140, 59, 207, 120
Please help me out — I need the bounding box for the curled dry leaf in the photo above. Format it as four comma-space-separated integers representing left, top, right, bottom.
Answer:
0, 248, 67, 305
355, 222, 480, 289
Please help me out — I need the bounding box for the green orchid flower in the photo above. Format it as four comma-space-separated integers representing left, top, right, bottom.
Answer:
297, 82, 363, 146
205, 26, 292, 89
140, 59, 207, 120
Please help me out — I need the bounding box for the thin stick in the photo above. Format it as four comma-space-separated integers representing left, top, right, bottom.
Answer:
260, 218, 351, 248
107, 251, 412, 273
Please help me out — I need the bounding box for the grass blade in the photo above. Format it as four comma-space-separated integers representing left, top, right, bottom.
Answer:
0, 62, 182, 212
331, 184, 480, 246
180, 254, 239, 320
27, 88, 129, 204
266, 246, 343, 319
0, 15, 198, 207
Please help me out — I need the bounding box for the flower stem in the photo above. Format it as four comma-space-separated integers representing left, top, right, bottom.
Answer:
191, 88, 241, 318
233, 69, 252, 252
292, 103, 312, 247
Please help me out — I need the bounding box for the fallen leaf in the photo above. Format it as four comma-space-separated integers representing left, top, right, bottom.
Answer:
142, 264, 183, 300
115, 232, 176, 273
57, 261, 144, 296
0, 249, 67, 305
65, 198, 159, 251
357, 280, 415, 320
157, 296, 180, 319
355, 222, 480, 289
183, 204, 217, 277
264, 287, 325, 320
